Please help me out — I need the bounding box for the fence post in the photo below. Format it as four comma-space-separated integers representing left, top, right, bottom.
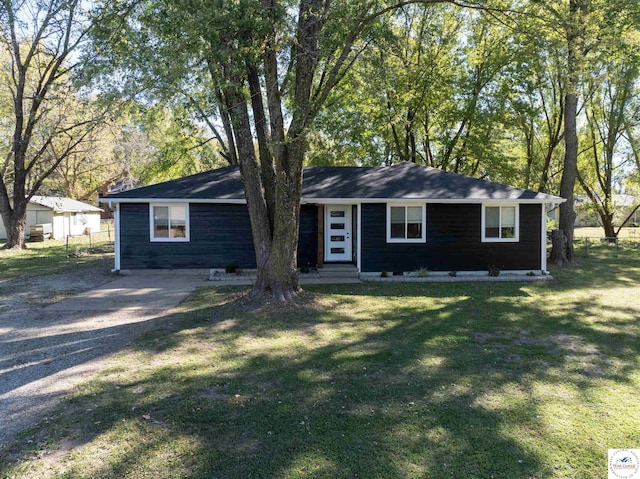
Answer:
615, 237, 619, 258
585, 237, 590, 257
89, 231, 92, 249
66, 235, 69, 256
108, 223, 111, 241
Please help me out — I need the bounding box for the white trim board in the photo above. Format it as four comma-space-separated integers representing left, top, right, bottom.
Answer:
114, 203, 121, 271
356, 203, 362, 272
386, 203, 427, 243
149, 203, 191, 242
305, 198, 563, 205
481, 203, 520, 243
102, 197, 564, 205
541, 204, 548, 273
101, 198, 246, 205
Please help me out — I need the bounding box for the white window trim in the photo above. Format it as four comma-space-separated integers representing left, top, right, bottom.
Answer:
149, 203, 190, 242
481, 203, 519, 242
114, 203, 121, 271
386, 203, 427, 243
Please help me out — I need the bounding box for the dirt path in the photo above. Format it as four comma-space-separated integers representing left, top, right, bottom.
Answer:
0, 258, 116, 316
0, 261, 206, 450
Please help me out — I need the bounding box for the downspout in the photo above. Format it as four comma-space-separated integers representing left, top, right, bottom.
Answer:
112, 202, 121, 272
541, 202, 548, 274
357, 203, 362, 274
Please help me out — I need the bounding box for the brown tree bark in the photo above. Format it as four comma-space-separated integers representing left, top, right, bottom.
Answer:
548, 229, 570, 266
549, 0, 587, 266
0, 0, 104, 249
0, 202, 27, 250
199, 0, 448, 302
555, 90, 578, 263
209, 0, 324, 302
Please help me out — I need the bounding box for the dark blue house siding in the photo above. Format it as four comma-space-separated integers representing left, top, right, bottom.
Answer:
119, 203, 317, 270
360, 203, 542, 272
298, 205, 319, 268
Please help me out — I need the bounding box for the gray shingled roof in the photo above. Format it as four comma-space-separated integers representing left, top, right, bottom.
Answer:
31, 196, 102, 213
104, 162, 562, 203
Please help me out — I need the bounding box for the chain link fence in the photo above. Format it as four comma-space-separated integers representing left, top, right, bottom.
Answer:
573, 236, 640, 258
65, 221, 114, 257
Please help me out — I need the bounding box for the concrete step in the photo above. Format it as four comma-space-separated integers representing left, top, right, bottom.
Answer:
321, 264, 357, 270
321, 271, 359, 278
319, 264, 359, 278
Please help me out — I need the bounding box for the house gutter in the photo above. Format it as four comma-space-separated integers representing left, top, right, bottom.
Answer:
100, 197, 564, 205
541, 199, 567, 274
113, 203, 121, 273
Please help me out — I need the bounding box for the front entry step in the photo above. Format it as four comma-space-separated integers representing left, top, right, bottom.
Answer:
319, 264, 359, 278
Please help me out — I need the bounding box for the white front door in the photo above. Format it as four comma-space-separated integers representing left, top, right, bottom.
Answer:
325, 205, 352, 262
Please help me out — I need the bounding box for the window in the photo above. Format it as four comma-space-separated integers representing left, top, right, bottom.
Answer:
386, 204, 426, 243
482, 204, 518, 242
150, 203, 189, 242
73, 212, 87, 226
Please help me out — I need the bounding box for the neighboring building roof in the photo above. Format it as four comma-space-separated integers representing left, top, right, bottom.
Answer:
613, 194, 637, 207
98, 179, 137, 195
30, 196, 102, 213
574, 193, 639, 208
103, 162, 564, 203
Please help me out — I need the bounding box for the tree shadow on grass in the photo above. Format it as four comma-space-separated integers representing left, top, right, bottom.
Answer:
3, 274, 639, 479
551, 244, 640, 290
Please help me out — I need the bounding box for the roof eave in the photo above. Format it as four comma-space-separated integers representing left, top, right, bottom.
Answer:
101, 196, 565, 204
99, 197, 246, 204
301, 197, 564, 204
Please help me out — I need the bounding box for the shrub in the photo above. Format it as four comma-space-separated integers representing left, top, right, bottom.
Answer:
416, 267, 430, 277
225, 263, 238, 274
488, 265, 501, 277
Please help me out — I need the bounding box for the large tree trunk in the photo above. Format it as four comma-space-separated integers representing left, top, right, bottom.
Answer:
550, 0, 587, 266
0, 143, 29, 249
254, 161, 304, 302
0, 0, 97, 251
239, 0, 321, 302
219, 58, 304, 302
602, 217, 616, 239
554, 90, 578, 264
0, 199, 27, 249
246, 158, 304, 302
548, 229, 570, 266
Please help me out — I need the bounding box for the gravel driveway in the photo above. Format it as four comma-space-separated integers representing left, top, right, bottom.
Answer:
0, 260, 206, 450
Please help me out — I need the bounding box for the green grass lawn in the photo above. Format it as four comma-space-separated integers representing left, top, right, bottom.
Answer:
2, 245, 639, 478
0, 237, 113, 279
574, 226, 640, 239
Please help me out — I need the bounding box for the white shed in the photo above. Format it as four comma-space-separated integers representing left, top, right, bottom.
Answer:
0, 196, 102, 240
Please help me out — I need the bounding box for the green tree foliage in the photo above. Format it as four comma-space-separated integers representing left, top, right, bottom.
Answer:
90, 0, 485, 301
311, 5, 517, 179
309, 2, 572, 192
576, 26, 640, 237
311, 0, 639, 250
83, 0, 639, 289
36, 103, 223, 199
503, 28, 566, 193
0, 0, 116, 249
129, 105, 225, 184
